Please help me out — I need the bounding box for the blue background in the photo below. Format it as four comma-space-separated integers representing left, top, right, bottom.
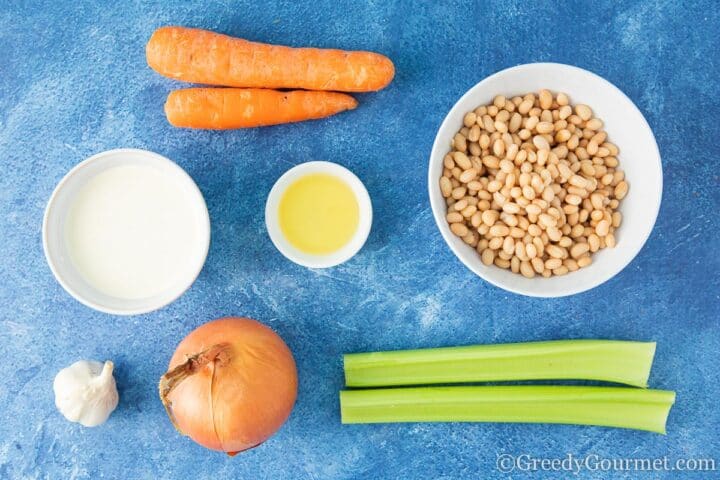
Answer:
1, 1, 718, 478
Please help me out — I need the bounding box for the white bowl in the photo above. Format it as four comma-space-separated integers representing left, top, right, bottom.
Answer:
428, 63, 662, 297
43, 148, 211, 315
265, 161, 372, 268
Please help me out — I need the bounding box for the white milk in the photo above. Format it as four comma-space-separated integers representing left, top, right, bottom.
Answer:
65, 164, 203, 299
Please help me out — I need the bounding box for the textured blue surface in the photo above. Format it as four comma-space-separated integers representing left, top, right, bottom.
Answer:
1, 1, 719, 479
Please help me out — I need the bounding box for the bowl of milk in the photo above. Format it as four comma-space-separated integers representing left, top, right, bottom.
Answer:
43, 149, 210, 315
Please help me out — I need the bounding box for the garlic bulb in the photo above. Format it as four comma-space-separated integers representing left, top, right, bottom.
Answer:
53, 360, 119, 427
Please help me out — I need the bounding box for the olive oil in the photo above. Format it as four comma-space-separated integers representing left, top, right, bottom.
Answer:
278, 174, 359, 254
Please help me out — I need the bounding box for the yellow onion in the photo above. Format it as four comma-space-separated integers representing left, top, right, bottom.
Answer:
159, 317, 297, 454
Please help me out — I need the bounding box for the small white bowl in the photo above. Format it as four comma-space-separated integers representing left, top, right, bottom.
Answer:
43, 148, 211, 315
265, 161, 372, 268
428, 63, 662, 297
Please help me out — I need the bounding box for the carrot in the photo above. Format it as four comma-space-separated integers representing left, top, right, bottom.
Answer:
147, 26, 395, 92
164, 88, 358, 129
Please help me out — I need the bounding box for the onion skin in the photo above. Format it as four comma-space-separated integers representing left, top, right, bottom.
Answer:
162, 317, 297, 454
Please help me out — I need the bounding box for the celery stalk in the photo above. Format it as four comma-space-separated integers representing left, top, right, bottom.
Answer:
340, 386, 675, 433
344, 340, 655, 388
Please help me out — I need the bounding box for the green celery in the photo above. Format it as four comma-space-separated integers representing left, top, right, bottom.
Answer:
344, 340, 655, 388
340, 386, 675, 433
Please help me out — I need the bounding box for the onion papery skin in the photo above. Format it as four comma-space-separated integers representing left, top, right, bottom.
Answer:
162, 317, 298, 454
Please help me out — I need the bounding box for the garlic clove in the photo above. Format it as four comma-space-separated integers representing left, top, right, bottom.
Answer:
53, 360, 119, 427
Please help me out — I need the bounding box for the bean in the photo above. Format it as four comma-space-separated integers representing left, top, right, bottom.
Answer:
446, 212, 463, 223
481, 248, 496, 265
481, 210, 499, 226
605, 232, 616, 248
525, 115, 539, 131
538, 89, 552, 109
538, 213, 556, 228
489, 224, 510, 237
586, 118, 603, 130
488, 237, 503, 250
587, 140, 598, 156
483, 155, 500, 169
536, 121, 554, 134
517, 99, 533, 114
451, 186, 466, 199
531, 257, 544, 273
453, 151, 472, 170
502, 236, 515, 255
565, 194, 582, 206
564, 204, 579, 215
502, 202, 521, 214
595, 219, 610, 237
509, 112, 522, 133
495, 257, 511, 269
533, 135, 550, 151
463, 230, 477, 244
453, 133, 467, 152
553, 266, 569, 276
450, 223, 468, 237
508, 255, 519, 273
527, 224, 542, 237
464, 112, 477, 127
546, 244, 566, 259
520, 185, 536, 201
459, 168, 478, 183
506, 143, 519, 160
483, 115, 495, 132
520, 260, 535, 278
614, 180, 629, 200
547, 226, 562, 242
467, 181, 483, 192
542, 186, 556, 202
570, 242, 590, 258
501, 212, 518, 227
545, 258, 562, 270
461, 205, 477, 218
575, 104, 592, 121
440, 177, 452, 197
555, 129, 571, 143
577, 255, 592, 268
533, 237, 545, 256
453, 199, 468, 211
564, 258, 579, 271
468, 124, 481, 142
569, 175, 588, 188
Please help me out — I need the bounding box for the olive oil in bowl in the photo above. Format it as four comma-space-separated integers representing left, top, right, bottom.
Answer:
265, 162, 372, 268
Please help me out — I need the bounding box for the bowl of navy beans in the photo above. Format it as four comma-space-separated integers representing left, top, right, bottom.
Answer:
428, 63, 662, 297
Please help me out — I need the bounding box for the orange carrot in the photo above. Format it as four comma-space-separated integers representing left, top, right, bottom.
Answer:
164, 88, 358, 129
147, 26, 395, 92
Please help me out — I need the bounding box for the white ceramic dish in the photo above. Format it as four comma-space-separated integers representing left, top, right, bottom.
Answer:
265, 161, 372, 268
428, 63, 662, 297
43, 148, 211, 315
